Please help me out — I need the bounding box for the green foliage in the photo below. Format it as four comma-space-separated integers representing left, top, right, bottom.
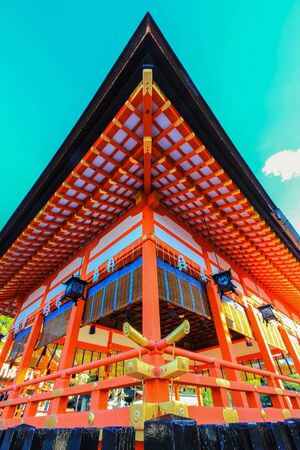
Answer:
283, 373, 300, 392
244, 377, 272, 406
201, 388, 213, 406
0, 315, 14, 349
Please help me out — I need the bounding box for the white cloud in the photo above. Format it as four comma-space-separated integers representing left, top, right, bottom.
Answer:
262, 149, 300, 181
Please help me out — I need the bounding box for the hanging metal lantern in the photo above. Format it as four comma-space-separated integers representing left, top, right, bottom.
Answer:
89, 324, 96, 335
245, 337, 253, 347
125, 305, 131, 321
257, 304, 277, 324
62, 275, 88, 305
167, 303, 176, 318
212, 269, 237, 297
199, 316, 207, 329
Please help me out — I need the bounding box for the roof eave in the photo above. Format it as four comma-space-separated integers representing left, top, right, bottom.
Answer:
1, 12, 299, 264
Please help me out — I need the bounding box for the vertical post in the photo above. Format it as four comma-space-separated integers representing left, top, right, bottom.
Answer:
48, 244, 90, 415
210, 364, 230, 407
174, 385, 180, 401
142, 205, 169, 403
0, 332, 13, 373
58, 300, 86, 372
142, 66, 152, 195
14, 313, 43, 384
142, 205, 160, 340
278, 326, 300, 374
246, 305, 289, 409
0, 299, 22, 376
90, 389, 109, 411
196, 388, 204, 407
203, 246, 247, 408
48, 299, 85, 415
40, 273, 57, 309
1, 313, 43, 421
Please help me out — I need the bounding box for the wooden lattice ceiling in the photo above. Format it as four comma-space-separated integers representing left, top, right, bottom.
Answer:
0, 79, 299, 317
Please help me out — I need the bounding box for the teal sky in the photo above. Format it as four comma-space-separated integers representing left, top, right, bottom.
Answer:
1, 1, 300, 233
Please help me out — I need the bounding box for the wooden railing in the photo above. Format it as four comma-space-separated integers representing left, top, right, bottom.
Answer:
165, 346, 300, 423
0, 323, 300, 429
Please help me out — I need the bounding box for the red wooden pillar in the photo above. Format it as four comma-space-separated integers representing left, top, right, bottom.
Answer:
210, 365, 231, 407
48, 299, 85, 414
14, 313, 43, 384
246, 305, 289, 409
278, 326, 300, 374
90, 388, 109, 411
2, 313, 43, 420
142, 205, 169, 403
0, 332, 13, 372
203, 246, 247, 408
142, 205, 161, 341
48, 244, 91, 415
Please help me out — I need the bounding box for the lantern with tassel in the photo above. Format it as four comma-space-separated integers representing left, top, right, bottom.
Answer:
167, 303, 176, 318
212, 269, 237, 297
62, 275, 88, 305
258, 304, 277, 324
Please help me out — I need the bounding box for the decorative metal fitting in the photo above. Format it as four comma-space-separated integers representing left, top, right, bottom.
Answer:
223, 407, 239, 423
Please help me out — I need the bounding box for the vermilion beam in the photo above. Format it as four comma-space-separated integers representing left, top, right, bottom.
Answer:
143, 68, 153, 194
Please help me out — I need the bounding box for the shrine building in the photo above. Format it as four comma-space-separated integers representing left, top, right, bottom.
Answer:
0, 12, 300, 445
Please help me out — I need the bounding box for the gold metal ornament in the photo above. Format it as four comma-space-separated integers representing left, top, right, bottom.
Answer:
275, 388, 283, 395
88, 411, 95, 425
216, 378, 231, 389
159, 401, 188, 417
123, 323, 149, 347
44, 414, 58, 428
159, 357, 190, 379
165, 320, 190, 345
51, 389, 65, 398
143, 136, 152, 154
282, 409, 292, 419
260, 409, 267, 421
124, 358, 154, 380
130, 403, 158, 429
142, 69, 153, 96
222, 407, 239, 423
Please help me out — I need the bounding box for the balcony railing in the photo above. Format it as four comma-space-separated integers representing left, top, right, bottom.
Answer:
0, 321, 299, 429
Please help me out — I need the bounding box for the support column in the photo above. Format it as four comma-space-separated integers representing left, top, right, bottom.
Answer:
2, 313, 43, 420
142, 205, 169, 403
246, 305, 289, 409
0, 297, 23, 375
48, 299, 85, 414
57, 299, 85, 372
279, 326, 300, 374
14, 313, 43, 384
48, 244, 91, 415
0, 332, 13, 373
142, 205, 161, 341
203, 246, 247, 408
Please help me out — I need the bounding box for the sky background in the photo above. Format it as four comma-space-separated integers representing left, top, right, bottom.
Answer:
1, 1, 300, 232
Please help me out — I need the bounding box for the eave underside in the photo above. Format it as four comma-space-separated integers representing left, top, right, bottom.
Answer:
0, 80, 299, 316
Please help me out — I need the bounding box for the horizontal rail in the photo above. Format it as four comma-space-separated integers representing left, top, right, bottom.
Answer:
0, 347, 147, 394
0, 376, 139, 408
164, 346, 300, 386
174, 373, 300, 396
